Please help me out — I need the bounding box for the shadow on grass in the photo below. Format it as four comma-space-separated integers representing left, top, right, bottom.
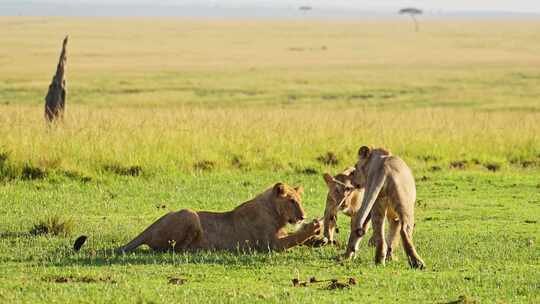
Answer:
0, 231, 32, 238
0, 230, 334, 267
52, 246, 326, 268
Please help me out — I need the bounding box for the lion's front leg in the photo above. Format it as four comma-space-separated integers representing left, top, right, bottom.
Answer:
343, 231, 362, 259
273, 220, 322, 251
342, 211, 372, 259
323, 206, 339, 246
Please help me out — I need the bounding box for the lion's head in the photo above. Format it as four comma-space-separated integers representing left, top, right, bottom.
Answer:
271, 182, 306, 225
320, 168, 359, 244
353, 146, 391, 187
323, 169, 357, 214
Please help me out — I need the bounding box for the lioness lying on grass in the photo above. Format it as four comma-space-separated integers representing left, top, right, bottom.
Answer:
117, 182, 322, 253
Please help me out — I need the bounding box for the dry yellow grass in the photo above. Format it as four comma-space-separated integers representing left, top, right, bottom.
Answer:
0, 18, 539, 174
1, 105, 537, 174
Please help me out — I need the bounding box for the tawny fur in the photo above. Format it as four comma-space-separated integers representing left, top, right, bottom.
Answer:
321, 168, 375, 247
117, 183, 322, 253
343, 146, 425, 269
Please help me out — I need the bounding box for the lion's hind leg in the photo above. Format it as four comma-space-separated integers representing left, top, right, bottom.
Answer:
118, 210, 203, 253
146, 209, 203, 252
371, 205, 387, 265
172, 210, 203, 251
399, 215, 425, 269
385, 211, 401, 262
117, 212, 176, 254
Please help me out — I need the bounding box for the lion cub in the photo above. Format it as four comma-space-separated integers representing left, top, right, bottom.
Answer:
344, 146, 425, 269
321, 168, 372, 246
117, 183, 322, 253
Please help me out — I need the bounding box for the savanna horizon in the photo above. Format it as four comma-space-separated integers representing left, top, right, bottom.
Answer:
1, 18, 539, 177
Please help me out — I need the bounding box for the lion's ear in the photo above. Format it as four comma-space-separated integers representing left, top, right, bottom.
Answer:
358, 146, 371, 159
273, 182, 286, 197
294, 186, 304, 195
323, 173, 335, 187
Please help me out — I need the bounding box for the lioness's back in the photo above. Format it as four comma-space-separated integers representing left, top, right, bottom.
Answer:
385, 156, 416, 193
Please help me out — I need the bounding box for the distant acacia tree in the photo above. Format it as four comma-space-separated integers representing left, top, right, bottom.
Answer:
299, 6, 312, 13
399, 7, 423, 32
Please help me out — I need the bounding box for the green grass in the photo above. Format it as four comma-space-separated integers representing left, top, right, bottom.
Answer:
1, 170, 539, 303
0, 17, 539, 303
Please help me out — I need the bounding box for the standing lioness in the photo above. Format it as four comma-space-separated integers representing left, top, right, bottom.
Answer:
117, 183, 321, 253
345, 146, 425, 269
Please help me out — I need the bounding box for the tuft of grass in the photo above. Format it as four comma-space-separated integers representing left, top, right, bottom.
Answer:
444, 295, 479, 304
430, 166, 442, 172
42, 275, 116, 284
296, 167, 318, 175
510, 158, 540, 169
449, 160, 468, 170
230, 155, 247, 170
194, 160, 215, 172
484, 162, 501, 172
29, 215, 74, 237
0, 151, 8, 165
418, 155, 441, 162
103, 164, 142, 176
62, 170, 92, 183
316, 152, 339, 166
21, 163, 47, 180
0, 151, 17, 181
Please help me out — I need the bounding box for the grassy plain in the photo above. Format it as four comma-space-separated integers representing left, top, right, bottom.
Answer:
0, 18, 539, 303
